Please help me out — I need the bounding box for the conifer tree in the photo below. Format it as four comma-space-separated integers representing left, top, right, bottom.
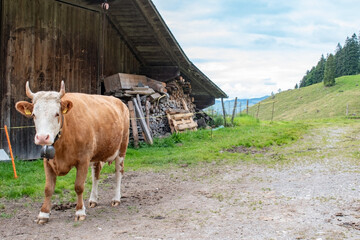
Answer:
344, 33, 360, 75
335, 43, 344, 77
324, 54, 336, 87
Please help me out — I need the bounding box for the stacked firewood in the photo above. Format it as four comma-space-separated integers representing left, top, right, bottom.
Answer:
166, 77, 195, 113
104, 73, 198, 146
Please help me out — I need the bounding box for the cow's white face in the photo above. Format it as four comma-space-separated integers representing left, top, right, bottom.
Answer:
15, 81, 73, 146
31, 92, 62, 145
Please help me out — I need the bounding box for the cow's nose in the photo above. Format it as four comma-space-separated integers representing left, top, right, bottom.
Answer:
35, 134, 50, 145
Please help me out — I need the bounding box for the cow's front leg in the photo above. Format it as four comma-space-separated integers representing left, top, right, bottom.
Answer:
37, 159, 57, 224
74, 163, 89, 221
111, 156, 124, 206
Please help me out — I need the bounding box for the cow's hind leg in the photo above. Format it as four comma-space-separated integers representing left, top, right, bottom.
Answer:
89, 162, 104, 208
74, 162, 89, 221
111, 156, 124, 206
37, 159, 57, 224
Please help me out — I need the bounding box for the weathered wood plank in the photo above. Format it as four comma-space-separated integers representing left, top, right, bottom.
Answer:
128, 101, 139, 148
132, 98, 153, 145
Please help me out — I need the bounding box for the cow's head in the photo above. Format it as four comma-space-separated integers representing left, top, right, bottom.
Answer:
15, 81, 73, 146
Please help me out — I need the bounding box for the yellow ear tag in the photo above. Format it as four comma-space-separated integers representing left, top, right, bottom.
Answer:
25, 109, 32, 115
62, 108, 68, 114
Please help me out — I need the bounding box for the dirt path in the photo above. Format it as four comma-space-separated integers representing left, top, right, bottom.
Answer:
2, 123, 360, 239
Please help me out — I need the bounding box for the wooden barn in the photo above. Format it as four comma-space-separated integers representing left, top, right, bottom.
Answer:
0, 0, 227, 160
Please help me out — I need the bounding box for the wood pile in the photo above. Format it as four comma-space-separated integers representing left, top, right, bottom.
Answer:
104, 73, 198, 146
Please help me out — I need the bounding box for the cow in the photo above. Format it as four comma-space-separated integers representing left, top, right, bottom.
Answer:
15, 81, 129, 224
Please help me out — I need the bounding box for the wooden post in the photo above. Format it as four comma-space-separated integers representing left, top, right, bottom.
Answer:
256, 102, 261, 119
246, 100, 249, 115
346, 103, 349, 116
145, 100, 150, 129
221, 98, 227, 126
133, 98, 153, 145
239, 101, 242, 115
128, 101, 139, 148
231, 97, 238, 125
271, 102, 275, 122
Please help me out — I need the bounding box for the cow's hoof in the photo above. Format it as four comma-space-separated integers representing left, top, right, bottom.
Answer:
35, 217, 49, 225
74, 215, 86, 221
89, 201, 97, 208
36, 211, 50, 224
111, 200, 121, 207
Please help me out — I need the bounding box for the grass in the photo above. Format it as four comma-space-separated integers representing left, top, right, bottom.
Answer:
248, 74, 360, 121
0, 115, 309, 200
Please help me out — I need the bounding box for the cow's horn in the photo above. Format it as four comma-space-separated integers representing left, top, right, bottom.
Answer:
26, 81, 34, 99
59, 81, 65, 98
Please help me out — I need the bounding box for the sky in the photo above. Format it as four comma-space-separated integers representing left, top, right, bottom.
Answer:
152, 0, 360, 99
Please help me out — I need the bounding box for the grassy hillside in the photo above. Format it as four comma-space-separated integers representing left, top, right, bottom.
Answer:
248, 75, 360, 121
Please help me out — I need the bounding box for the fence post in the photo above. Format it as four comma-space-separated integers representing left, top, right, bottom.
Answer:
346, 103, 349, 117
221, 98, 227, 126
246, 100, 249, 115
231, 97, 238, 125
271, 101, 275, 122
256, 102, 261, 119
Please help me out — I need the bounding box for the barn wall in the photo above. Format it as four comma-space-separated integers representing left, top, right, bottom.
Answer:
0, 0, 140, 160
0, 0, 7, 156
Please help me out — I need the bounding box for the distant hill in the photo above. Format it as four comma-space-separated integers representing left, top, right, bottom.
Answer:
248, 75, 360, 121
206, 96, 269, 115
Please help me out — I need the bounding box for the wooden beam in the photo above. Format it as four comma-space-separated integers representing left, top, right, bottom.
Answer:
132, 98, 153, 145
140, 66, 180, 82
128, 101, 139, 148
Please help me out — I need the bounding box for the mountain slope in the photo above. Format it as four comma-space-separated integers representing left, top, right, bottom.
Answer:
207, 96, 269, 115
248, 75, 360, 121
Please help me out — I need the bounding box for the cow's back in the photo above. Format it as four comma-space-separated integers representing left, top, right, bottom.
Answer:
58, 93, 129, 163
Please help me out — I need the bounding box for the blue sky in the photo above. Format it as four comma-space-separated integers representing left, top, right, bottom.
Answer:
152, 0, 360, 99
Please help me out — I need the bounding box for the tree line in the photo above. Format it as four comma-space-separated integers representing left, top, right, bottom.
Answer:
297, 33, 360, 88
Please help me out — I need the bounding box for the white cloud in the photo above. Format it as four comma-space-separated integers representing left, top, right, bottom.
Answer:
153, 0, 360, 99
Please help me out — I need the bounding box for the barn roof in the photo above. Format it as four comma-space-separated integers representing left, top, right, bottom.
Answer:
72, 0, 228, 107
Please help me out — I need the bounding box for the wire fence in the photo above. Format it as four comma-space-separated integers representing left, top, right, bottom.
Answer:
204, 99, 359, 123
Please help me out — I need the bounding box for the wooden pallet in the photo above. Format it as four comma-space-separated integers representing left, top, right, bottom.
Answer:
166, 111, 198, 133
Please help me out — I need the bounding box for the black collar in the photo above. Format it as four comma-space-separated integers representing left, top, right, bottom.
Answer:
53, 114, 64, 145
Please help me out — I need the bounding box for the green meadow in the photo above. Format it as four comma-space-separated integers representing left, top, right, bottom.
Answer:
0, 115, 309, 201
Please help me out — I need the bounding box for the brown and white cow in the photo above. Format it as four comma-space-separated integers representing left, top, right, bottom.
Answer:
15, 81, 129, 224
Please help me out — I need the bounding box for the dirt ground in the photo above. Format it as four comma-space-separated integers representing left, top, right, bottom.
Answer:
2, 123, 360, 239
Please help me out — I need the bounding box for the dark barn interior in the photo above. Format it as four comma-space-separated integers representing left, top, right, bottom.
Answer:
0, 0, 227, 160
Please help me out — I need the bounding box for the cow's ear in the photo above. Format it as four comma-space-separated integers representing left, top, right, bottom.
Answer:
61, 100, 73, 115
15, 101, 34, 118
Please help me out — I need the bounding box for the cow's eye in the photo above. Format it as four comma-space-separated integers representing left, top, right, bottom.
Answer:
55, 113, 60, 117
